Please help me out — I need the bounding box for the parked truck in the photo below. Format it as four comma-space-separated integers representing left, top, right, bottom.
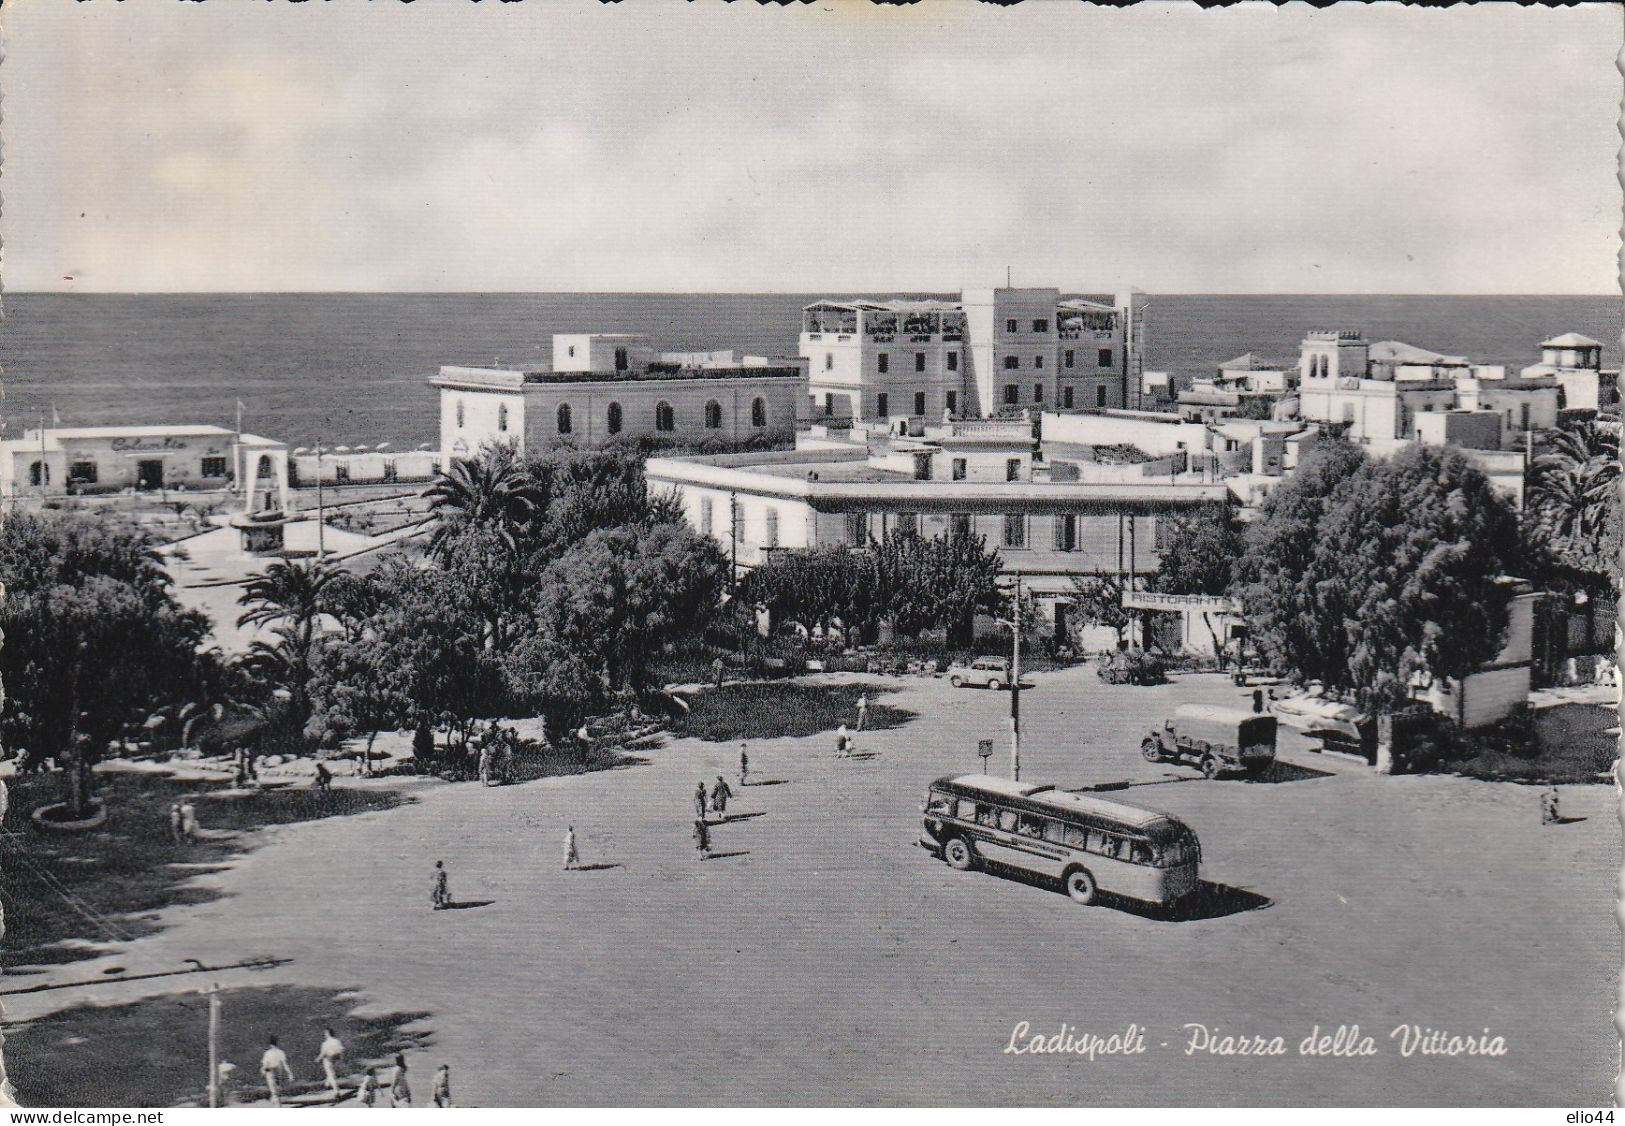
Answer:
1142, 704, 1277, 779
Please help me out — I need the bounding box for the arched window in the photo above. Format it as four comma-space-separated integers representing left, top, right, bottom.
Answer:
751, 397, 767, 428
655, 401, 675, 432
704, 400, 722, 429
29, 460, 46, 487
257, 454, 274, 479
498, 403, 509, 432
455, 399, 465, 429
557, 403, 573, 434
607, 402, 623, 434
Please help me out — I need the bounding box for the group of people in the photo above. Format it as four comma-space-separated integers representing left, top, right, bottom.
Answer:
692, 745, 753, 858
257, 1034, 451, 1107
475, 721, 518, 786
167, 801, 199, 843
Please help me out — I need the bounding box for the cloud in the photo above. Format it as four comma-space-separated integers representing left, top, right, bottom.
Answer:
3, 1, 1618, 293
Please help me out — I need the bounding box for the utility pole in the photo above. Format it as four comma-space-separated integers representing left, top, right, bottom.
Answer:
205, 983, 221, 1108
1010, 571, 1022, 782
315, 437, 326, 558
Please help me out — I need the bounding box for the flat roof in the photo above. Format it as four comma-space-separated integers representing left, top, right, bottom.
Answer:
30, 424, 237, 439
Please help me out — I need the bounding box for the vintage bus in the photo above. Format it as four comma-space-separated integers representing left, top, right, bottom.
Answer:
919, 774, 1201, 906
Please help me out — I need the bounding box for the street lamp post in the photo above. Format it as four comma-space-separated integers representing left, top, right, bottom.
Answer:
205, 982, 221, 1108
995, 571, 1024, 783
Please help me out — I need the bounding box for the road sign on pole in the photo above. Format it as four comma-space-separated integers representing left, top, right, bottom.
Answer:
977, 739, 993, 773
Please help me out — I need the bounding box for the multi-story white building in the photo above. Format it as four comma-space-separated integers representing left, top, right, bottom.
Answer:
1520, 332, 1618, 414
646, 416, 1225, 646
800, 287, 1148, 424
432, 334, 807, 460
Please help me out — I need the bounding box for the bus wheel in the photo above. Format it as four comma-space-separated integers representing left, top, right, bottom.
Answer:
1064, 866, 1098, 905
1141, 738, 1163, 763
944, 837, 975, 871
1201, 755, 1221, 779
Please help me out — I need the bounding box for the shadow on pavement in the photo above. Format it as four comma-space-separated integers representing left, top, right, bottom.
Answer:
1248, 760, 1335, 784
742, 779, 790, 787
6, 983, 432, 1108
715, 811, 766, 823
571, 862, 624, 872
703, 850, 751, 861
1115, 881, 1274, 922
440, 899, 494, 911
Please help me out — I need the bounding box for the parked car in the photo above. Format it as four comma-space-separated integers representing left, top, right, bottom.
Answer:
1142, 704, 1278, 779
1270, 689, 1364, 739
948, 656, 1011, 689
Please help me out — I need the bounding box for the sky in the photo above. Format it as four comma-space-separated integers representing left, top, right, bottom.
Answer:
3, 0, 1620, 295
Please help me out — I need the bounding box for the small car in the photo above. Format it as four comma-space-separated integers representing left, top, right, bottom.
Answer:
947, 656, 1011, 689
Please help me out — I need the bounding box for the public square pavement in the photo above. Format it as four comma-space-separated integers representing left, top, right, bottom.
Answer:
7, 669, 1617, 1106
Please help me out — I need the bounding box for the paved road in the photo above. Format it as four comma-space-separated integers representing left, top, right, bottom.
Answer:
9, 669, 1618, 1106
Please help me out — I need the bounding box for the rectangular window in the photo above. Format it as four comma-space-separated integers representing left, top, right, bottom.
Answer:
1342, 403, 1356, 424
1006, 458, 1021, 481
70, 460, 100, 483
997, 809, 1019, 833
1003, 513, 1026, 548
615, 347, 628, 371
1063, 387, 1075, 409
1035, 356, 1044, 370
1054, 513, 1077, 551
1065, 349, 1075, 368
199, 457, 225, 479
1006, 318, 1018, 333
945, 390, 958, 415
915, 353, 926, 373
845, 512, 866, 545
1063, 824, 1089, 849
952, 458, 967, 481
955, 799, 979, 821
1520, 402, 1531, 428
335, 462, 351, 482
825, 393, 835, 417
914, 391, 926, 416
950, 513, 972, 539
876, 392, 889, 417
825, 353, 834, 371
878, 353, 889, 374
1041, 819, 1068, 844
947, 353, 959, 372
1098, 348, 1114, 367
1033, 384, 1044, 403
701, 496, 714, 535
1017, 813, 1048, 839
1033, 318, 1049, 333
913, 453, 932, 481
1004, 356, 1019, 370
1004, 384, 1019, 405
896, 512, 919, 537
1096, 385, 1108, 408
764, 508, 779, 548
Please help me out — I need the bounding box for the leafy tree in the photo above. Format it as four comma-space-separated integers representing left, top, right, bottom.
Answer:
1149, 503, 1244, 597
871, 531, 1005, 643
738, 545, 879, 644
0, 513, 212, 815
1066, 574, 1132, 648
1241, 443, 1522, 713
1235, 438, 1371, 684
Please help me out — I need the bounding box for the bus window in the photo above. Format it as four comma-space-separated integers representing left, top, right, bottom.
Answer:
1063, 825, 1088, 849
1086, 829, 1111, 855
1042, 819, 1068, 844
976, 806, 998, 828
1017, 814, 1047, 838
997, 810, 1020, 833
927, 794, 954, 817
1128, 840, 1152, 865
956, 799, 980, 821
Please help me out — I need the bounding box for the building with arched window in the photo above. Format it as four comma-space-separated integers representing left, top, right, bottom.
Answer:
433, 332, 805, 456
0, 425, 288, 498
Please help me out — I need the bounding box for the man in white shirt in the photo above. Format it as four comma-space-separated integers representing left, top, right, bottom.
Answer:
315, 1028, 345, 1099
260, 1037, 293, 1106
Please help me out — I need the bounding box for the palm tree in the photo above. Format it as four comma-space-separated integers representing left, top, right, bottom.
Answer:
423, 444, 543, 558
1531, 420, 1620, 542
238, 558, 339, 646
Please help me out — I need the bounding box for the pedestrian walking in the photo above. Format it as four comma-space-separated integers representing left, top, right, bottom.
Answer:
1541, 785, 1561, 825
835, 723, 851, 757
179, 801, 199, 842
314, 762, 333, 793
259, 1037, 294, 1107
233, 747, 251, 788
432, 1064, 452, 1108
563, 824, 580, 870
315, 1027, 345, 1098
712, 656, 725, 690
431, 860, 451, 910
856, 693, 869, 731
694, 817, 712, 858
711, 776, 733, 816
168, 802, 184, 844
477, 744, 493, 787
388, 1053, 411, 1107
357, 1067, 379, 1108
695, 781, 709, 821
738, 743, 749, 786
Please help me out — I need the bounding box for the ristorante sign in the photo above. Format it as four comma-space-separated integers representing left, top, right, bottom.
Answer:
109, 436, 189, 453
